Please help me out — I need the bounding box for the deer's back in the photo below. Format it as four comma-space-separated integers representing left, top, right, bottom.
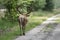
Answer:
18, 15, 28, 26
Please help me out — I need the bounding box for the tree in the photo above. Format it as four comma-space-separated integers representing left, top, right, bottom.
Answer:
16, 0, 46, 14
1, 0, 18, 21
0, 0, 46, 21
43, 0, 54, 11
0, 0, 18, 21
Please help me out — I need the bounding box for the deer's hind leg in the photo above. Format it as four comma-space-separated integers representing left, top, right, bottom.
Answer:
22, 25, 25, 35
18, 20, 23, 36
20, 25, 23, 35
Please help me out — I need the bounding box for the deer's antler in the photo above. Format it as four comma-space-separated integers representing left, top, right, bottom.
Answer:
16, 5, 22, 14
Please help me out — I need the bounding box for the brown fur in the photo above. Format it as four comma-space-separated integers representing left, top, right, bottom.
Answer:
18, 14, 29, 35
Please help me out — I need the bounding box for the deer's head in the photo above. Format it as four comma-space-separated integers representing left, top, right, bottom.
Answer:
21, 13, 30, 17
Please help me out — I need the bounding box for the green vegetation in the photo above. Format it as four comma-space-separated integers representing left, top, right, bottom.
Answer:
0, 0, 46, 21
54, 16, 60, 23
0, 16, 44, 40
42, 24, 53, 32
0, 10, 58, 40
42, 15, 60, 32
54, 0, 60, 8
0, 0, 60, 40
43, 0, 54, 11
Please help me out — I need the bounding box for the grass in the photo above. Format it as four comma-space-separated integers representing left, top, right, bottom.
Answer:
42, 16, 60, 32
0, 10, 60, 40
42, 23, 57, 32
26, 16, 47, 31
0, 16, 47, 40
55, 16, 60, 23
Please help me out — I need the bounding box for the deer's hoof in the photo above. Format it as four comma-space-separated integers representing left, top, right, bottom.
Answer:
23, 33, 25, 35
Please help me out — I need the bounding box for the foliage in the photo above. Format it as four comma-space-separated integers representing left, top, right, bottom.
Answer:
4, 0, 18, 21
16, 0, 46, 14
0, 0, 46, 21
43, 0, 54, 11
27, 0, 46, 12
54, 0, 60, 8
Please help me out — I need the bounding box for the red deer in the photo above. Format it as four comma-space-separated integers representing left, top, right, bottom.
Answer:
18, 13, 29, 35
16, 5, 31, 35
